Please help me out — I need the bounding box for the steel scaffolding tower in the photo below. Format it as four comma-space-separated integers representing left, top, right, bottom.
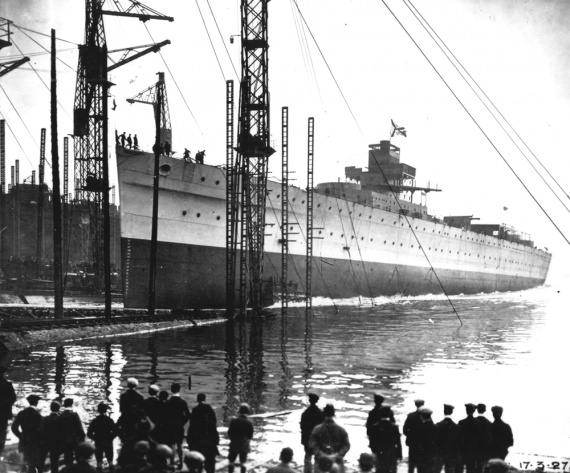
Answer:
36, 128, 46, 273
306, 118, 314, 310
233, 0, 275, 313
225, 80, 238, 316
281, 107, 289, 316
72, 0, 171, 298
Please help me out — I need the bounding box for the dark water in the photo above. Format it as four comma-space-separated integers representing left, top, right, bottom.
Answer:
3, 280, 569, 469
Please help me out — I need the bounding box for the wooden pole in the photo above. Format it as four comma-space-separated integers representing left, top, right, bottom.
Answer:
148, 82, 162, 315
51, 29, 63, 318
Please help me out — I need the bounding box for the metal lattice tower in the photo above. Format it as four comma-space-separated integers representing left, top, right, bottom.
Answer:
73, 0, 107, 286
306, 118, 314, 310
281, 107, 289, 317
225, 80, 237, 315
234, 0, 275, 313
36, 128, 46, 270
73, 1, 171, 292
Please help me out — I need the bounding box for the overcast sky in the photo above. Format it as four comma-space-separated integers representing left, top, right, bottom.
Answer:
1, 0, 569, 280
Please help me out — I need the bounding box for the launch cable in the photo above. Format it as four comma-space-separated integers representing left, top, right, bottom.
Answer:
368, 151, 462, 325
343, 199, 375, 305
380, 0, 570, 248
402, 0, 570, 213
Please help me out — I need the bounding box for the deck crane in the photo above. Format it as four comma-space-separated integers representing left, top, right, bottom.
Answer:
72, 0, 172, 317
227, 0, 275, 316
0, 19, 30, 77
126, 72, 171, 315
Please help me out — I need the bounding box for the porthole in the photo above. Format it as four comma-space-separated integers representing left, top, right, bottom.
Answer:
159, 164, 172, 176
216, 216, 221, 220
329, 207, 332, 210
215, 180, 220, 185
359, 213, 362, 217
182, 211, 187, 216
302, 200, 305, 204
197, 213, 201, 218
292, 198, 296, 202
200, 177, 205, 182
277, 194, 280, 198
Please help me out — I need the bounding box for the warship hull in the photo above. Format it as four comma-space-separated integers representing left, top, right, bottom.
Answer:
117, 147, 551, 309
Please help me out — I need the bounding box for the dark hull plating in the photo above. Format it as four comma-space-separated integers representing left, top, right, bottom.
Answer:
122, 237, 546, 309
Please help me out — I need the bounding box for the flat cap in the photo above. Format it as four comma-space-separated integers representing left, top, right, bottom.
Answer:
379, 406, 393, 418
323, 403, 335, 417
127, 377, 139, 386
418, 407, 433, 416
308, 393, 319, 402
238, 403, 250, 415
374, 393, 385, 402
414, 399, 425, 406
26, 394, 41, 403
491, 405, 503, 414
465, 403, 476, 409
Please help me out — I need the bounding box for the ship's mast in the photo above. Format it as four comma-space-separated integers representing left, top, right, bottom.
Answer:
233, 0, 275, 314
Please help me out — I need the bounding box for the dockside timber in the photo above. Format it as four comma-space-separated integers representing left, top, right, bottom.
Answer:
117, 140, 551, 309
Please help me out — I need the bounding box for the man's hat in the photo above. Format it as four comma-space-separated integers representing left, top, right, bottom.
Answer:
238, 403, 250, 415
148, 384, 159, 394
50, 401, 61, 411
465, 403, 476, 409
323, 403, 335, 417
75, 442, 95, 459
26, 394, 41, 403
98, 402, 109, 413
414, 399, 425, 406
374, 393, 385, 403
308, 393, 319, 402
491, 405, 503, 414
127, 377, 138, 387
477, 403, 486, 412
443, 404, 454, 415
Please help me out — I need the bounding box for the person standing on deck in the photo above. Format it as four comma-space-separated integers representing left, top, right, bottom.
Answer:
164, 141, 171, 157
458, 403, 478, 473
127, 134, 133, 149
309, 404, 350, 473
0, 366, 16, 457
489, 406, 513, 461
227, 403, 254, 473
134, 134, 139, 150
366, 394, 395, 434
187, 393, 219, 473
403, 399, 425, 473
300, 393, 324, 473
120, 132, 126, 148
434, 404, 461, 473
11, 394, 43, 472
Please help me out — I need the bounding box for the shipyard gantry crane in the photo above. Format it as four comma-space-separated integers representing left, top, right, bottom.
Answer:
228, 0, 275, 315
72, 0, 171, 313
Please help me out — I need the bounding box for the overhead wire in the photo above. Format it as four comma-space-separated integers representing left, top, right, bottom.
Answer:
0, 105, 35, 168
402, 0, 570, 215
12, 24, 78, 46
291, 0, 363, 135
194, 0, 227, 83
141, 22, 204, 136
10, 38, 73, 125
368, 146, 462, 325
380, 0, 570, 247
205, 0, 240, 81
13, 25, 76, 73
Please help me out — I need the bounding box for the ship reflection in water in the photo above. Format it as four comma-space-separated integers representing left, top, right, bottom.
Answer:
3, 283, 569, 468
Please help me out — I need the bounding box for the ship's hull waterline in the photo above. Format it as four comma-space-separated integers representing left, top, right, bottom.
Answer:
117, 147, 551, 309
